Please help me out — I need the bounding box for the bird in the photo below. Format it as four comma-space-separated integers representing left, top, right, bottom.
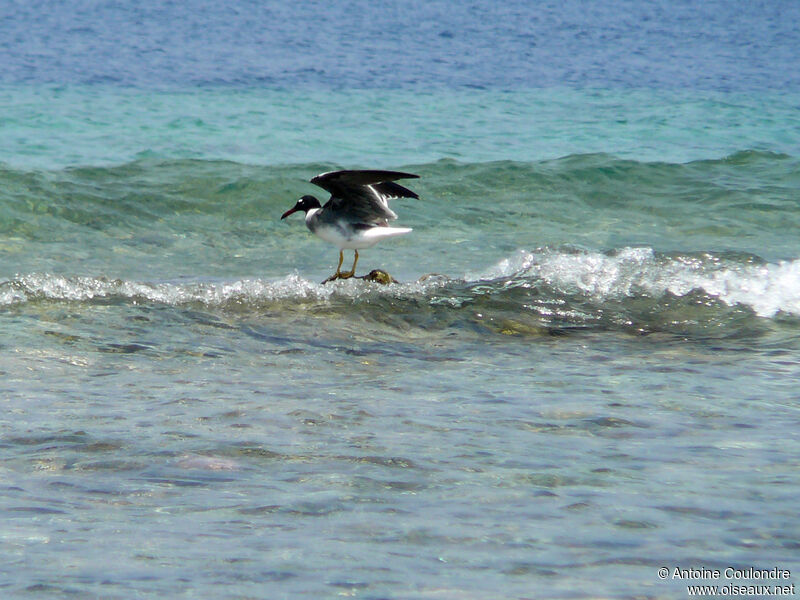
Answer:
281, 169, 419, 283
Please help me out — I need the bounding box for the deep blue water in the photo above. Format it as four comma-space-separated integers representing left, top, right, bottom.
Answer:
3, 0, 800, 90
2, 2, 800, 599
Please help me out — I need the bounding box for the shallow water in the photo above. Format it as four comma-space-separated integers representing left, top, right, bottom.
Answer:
3, 278, 800, 597
4, 230, 800, 597
3, 1, 800, 598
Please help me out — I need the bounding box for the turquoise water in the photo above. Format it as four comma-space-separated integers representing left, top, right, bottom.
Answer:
3, 1, 800, 598
3, 86, 800, 169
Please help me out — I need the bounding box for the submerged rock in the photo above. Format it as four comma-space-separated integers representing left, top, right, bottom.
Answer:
359, 269, 398, 285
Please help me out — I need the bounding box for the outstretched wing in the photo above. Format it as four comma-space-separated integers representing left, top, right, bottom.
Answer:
310, 170, 419, 224
371, 180, 419, 201
311, 170, 419, 193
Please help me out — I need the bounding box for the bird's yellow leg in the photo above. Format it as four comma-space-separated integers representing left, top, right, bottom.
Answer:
322, 250, 345, 284
340, 250, 359, 279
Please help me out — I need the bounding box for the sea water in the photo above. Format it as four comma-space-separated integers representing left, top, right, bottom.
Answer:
1, 1, 800, 598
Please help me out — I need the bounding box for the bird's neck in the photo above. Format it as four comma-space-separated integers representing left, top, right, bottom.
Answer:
304, 207, 321, 228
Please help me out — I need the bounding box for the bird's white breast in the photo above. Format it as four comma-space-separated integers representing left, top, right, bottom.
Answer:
305, 210, 410, 250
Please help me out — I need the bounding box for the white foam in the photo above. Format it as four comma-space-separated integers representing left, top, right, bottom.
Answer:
476, 247, 800, 318
0, 271, 448, 309
0, 273, 328, 307
4, 250, 800, 318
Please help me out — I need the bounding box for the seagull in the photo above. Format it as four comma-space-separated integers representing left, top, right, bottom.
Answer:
281, 169, 419, 283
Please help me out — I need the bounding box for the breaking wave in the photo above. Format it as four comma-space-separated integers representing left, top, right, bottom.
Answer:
3, 247, 799, 340
478, 247, 800, 319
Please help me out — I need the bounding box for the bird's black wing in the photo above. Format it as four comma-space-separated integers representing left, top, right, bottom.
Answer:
371, 180, 419, 200
310, 170, 419, 224
310, 170, 419, 195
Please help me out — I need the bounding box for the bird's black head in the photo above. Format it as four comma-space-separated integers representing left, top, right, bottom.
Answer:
281, 195, 321, 220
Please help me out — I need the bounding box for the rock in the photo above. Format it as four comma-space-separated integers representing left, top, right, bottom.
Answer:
358, 269, 398, 284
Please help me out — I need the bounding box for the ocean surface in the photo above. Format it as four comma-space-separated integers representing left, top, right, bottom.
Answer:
2, 1, 800, 598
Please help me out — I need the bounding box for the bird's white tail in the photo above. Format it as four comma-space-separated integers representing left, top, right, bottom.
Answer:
361, 227, 412, 241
